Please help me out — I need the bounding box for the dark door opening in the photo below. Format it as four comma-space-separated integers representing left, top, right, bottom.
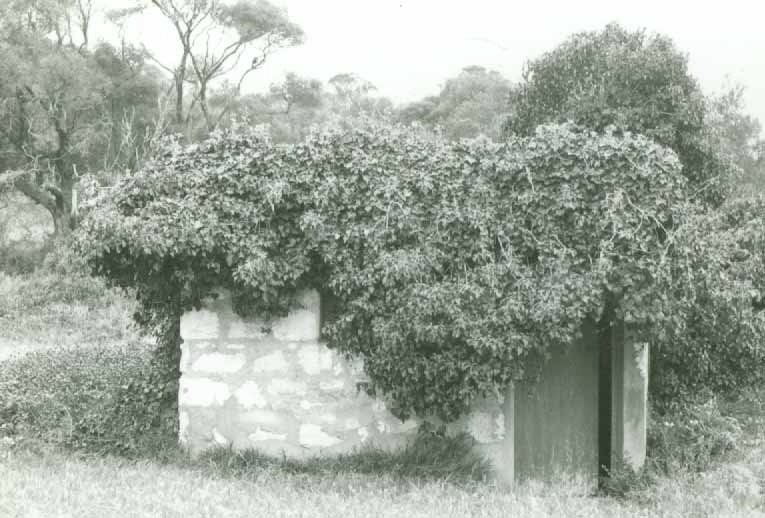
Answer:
597, 300, 614, 479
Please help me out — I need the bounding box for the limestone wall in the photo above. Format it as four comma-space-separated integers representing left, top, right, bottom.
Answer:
178, 289, 506, 461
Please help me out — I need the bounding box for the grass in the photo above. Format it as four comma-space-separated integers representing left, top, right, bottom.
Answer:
1, 444, 763, 518
1, 269, 764, 517
0, 271, 143, 361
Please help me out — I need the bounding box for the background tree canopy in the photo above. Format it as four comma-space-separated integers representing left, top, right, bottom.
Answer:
398, 66, 512, 141
504, 23, 736, 207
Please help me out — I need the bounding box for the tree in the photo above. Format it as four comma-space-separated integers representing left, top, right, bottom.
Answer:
90, 42, 166, 175
0, 2, 164, 236
399, 66, 512, 141
2, 0, 95, 49
703, 83, 765, 191
0, 31, 108, 234
223, 72, 393, 144
268, 72, 323, 115
505, 23, 731, 206
327, 73, 393, 119
112, 0, 304, 135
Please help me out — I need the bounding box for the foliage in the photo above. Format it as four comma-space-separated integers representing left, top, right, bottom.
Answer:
505, 23, 734, 207
78, 121, 687, 421
0, 245, 49, 275
110, 0, 304, 135
399, 66, 512, 141
0, 344, 171, 455
0, 29, 106, 234
647, 194, 765, 406
90, 41, 167, 175
0, 192, 53, 274
0, 3, 164, 237
503, 23, 765, 405
704, 83, 765, 191
647, 397, 742, 475
232, 72, 395, 144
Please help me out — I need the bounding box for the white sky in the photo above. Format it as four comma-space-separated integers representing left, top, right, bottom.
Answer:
115, 0, 765, 124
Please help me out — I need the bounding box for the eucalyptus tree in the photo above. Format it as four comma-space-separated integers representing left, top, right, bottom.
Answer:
0, 1, 163, 236
111, 0, 304, 134
399, 66, 512, 141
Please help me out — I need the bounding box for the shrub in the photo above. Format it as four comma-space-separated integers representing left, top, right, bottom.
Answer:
0, 344, 175, 455
647, 397, 742, 475
600, 396, 745, 499
647, 194, 765, 408
0, 243, 49, 274
77, 122, 688, 422
505, 23, 734, 208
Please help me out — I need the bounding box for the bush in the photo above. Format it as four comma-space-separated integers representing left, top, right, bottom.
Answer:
0, 243, 50, 275
0, 344, 175, 456
647, 194, 765, 409
599, 396, 745, 499
647, 397, 742, 475
78, 122, 688, 422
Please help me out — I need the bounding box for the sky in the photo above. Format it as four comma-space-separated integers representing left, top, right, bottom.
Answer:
115, 0, 765, 124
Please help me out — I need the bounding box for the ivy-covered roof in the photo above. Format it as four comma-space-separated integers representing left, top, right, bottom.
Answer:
79, 121, 689, 420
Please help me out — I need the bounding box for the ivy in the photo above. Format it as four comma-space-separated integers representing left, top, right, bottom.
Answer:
646, 194, 765, 407
78, 121, 690, 420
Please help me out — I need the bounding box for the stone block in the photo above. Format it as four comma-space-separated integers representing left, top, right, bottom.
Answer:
180, 309, 219, 340
240, 409, 283, 428
212, 428, 229, 446
234, 381, 267, 409
319, 379, 345, 392
299, 400, 322, 410
299, 424, 342, 448
228, 318, 268, 340
179, 378, 231, 407
192, 353, 246, 374
249, 427, 287, 442
267, 378, 307, 396
252, 351, 288, 373
297, 344, 334, 375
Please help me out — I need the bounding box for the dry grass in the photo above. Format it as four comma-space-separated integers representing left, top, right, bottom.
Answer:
1, 270, 764, 517
0, 445, 763, 518
0, 272, 144, 362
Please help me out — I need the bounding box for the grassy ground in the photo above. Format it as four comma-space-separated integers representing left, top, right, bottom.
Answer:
1, 270, 764, 517
0, 272, 143, 361
0, 445, 763, 518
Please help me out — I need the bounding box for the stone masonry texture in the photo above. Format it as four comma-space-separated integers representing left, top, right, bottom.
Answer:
179, 289, 506, 462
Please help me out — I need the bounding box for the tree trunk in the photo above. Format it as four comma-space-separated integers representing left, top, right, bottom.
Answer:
173, 52, 188, 125
52, 129, 77, 234
198, 83, 213, 132
174, 74, 184, 125
50, 208, 71, 237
